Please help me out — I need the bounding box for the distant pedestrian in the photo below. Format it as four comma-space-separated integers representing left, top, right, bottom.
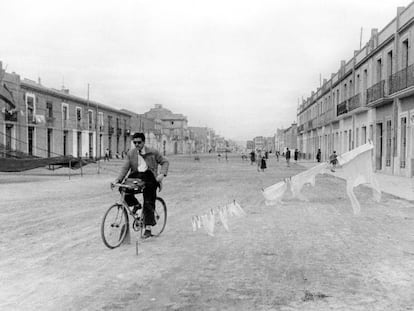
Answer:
275, 151, 280, 162
250, 150, 256, 165
316, 148, 321, 162
260, 154, 267, 172
329, 150, 338, 172
285, 148, 291, 167
104, 148, 110, 161
217, 153, 221, 161
294, 149, 298, 162
265, 151, 269, 159
225, 150, 228, 162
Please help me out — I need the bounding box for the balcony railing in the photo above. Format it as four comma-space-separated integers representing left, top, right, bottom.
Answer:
337, 100, 348, 116
27, 114, 36, 124
76, 121, 84, 130
307, 119, 313, 129
297, 124, 304, 132
367, 80, 386, 103
116, 128, 122, 136
389, 63, 414, 94
348, 93, 361, 112
124, 129, 130, 136
4, 109, 18, 122
108, 126, 114, 135
46, 116, 55, 126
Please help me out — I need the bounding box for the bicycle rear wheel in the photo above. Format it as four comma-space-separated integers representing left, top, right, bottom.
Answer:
101, 203, 129, 249
151, 197, 167, 236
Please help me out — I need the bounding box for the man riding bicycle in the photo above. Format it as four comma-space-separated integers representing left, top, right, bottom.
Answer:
113, 132, 169, 239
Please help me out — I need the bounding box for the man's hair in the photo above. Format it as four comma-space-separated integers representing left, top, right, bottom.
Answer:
132, 132, 145, 142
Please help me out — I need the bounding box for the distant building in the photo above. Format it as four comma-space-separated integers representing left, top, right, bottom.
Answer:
253, 136, 264, 150
246, 140, 254, 151
143, 104, 192, 154
0, 64, 131, 160
188, 126, 209, 153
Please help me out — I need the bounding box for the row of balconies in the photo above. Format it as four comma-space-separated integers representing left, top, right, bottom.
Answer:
2, 111, 131, 135
298, 64, 414, 132
299, 63, 414, 116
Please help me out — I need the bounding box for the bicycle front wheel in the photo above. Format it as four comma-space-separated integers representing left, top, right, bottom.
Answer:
151, 197, 167, 236
101, 203, 129, 249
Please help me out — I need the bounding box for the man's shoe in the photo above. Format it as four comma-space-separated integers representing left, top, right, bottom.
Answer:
142, 229, 153, 239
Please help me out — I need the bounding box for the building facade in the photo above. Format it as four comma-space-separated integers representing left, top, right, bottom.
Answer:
0, 67, 132, 160
297, 3, 414, 177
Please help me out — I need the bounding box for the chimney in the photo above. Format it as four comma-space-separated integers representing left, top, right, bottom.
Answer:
38, 77, 41, 85
62, 88, 69, 94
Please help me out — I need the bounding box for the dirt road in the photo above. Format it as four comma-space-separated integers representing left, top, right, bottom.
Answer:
1, 155, 413, 310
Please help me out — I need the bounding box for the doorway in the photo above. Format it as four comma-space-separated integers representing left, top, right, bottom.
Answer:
376, 123, 383, 170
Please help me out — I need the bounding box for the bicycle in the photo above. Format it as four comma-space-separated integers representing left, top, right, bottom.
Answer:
101, 180, 167, 249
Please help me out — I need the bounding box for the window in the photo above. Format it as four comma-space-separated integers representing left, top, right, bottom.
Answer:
356, 74, 360, 94
343, 84, 347, 101
26, 94, 35, 123
356, 128, 359, 147
46, 102, 53, 118
369, 124, 373, 141
76, 107, 82, 122
98, 112, 104, 126
377, 58, 382, 82
336, 90, 340, 106
402, 40, 409, 69
88, 110, 93, 129
387, 51, 393, 77
349, 129, 352, 150
362, 126, 367, 144
363, 69, 368, 93
62, 103, 69, 121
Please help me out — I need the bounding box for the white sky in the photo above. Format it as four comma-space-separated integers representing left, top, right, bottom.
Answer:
0, 0, 411, 141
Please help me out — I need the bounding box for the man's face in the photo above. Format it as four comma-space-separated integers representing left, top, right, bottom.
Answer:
132, 138, 145, 151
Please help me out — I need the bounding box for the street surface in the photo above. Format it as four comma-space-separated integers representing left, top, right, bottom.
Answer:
0, 154, 413, 310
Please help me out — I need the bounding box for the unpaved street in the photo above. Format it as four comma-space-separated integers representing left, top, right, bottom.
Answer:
1, 155, 413, 310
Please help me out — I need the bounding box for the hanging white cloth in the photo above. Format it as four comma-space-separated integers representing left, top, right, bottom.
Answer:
289, 162, 329, 201
339, 142, 381, 214
263, 180, 288, 206
191, 201, 245, 235
218, 208, 229, 232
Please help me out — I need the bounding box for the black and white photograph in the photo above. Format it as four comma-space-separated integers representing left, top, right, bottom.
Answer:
1, 0, 414, 310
